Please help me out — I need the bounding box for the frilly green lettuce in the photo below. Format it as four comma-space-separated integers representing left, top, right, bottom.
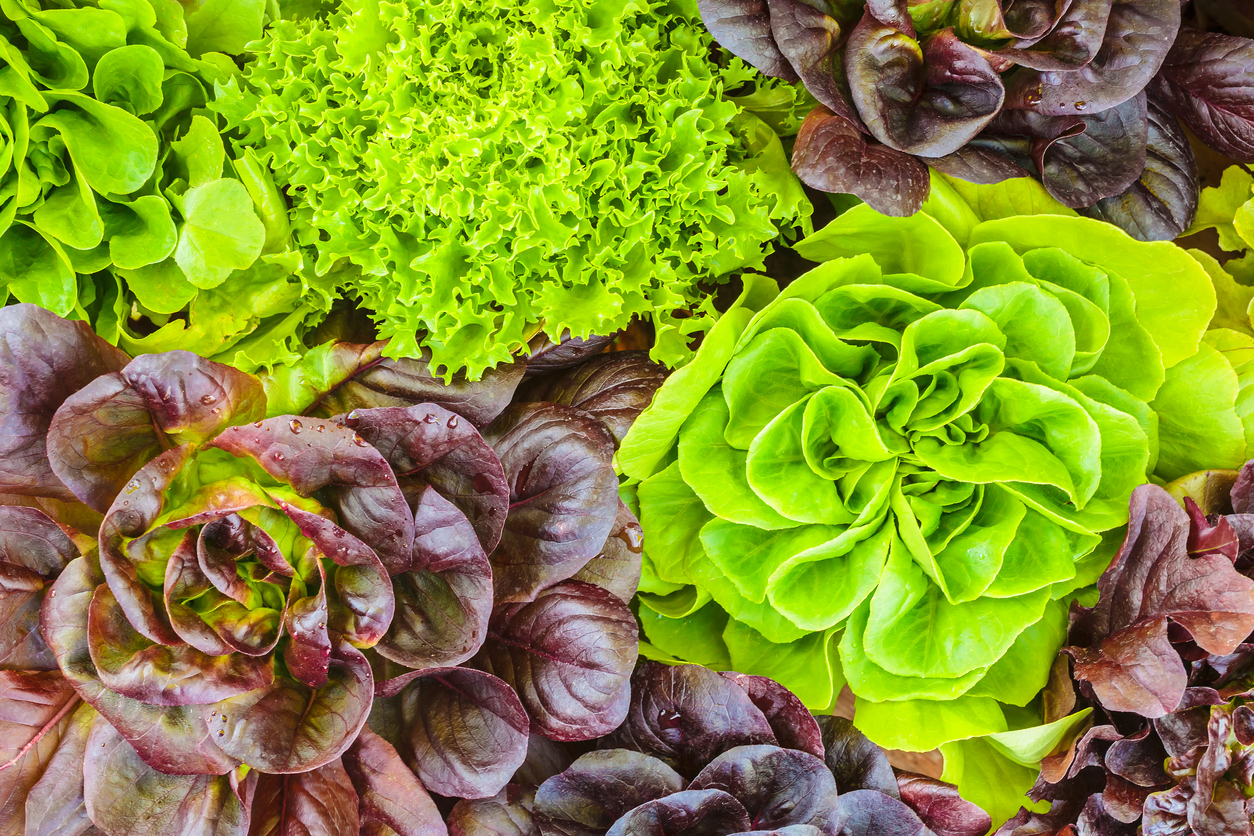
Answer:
213, 0, 811, 380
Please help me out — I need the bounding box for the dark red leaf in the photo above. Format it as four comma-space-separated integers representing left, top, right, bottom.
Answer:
450, 786, 539, 836
476, 581, 638, 742
689, 745, 840, 833
483, 404, 619, 604
607, 663, 777, 778
1153, 28, 1254, 161
1004, 0, 1180, 116
722, 674, 824, 760
815, 716, 898, 797
845, 21, 1004, 157
1079, 97, 1198, 241
697, 0, 800, 81
47, 352, 265, 513
249, 759, 359, 836
379, 666, 529, 799
83, 714, 256, 836
0, 304, 129, 502
791, 106, 930, 217
308, 346, 525, 429
604, 789, 751, 836
534, 749, 684, 836
896, 774, 993, 836
341, 404, 509, 554
343, 728, 447, 836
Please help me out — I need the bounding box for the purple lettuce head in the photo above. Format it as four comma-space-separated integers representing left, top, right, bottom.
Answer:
698, 0, 1254, 240
0, 306, 655, 836
448, 663, 992, 836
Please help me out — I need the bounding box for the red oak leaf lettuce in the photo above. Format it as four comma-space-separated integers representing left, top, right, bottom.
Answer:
1005, 459, 1254, 833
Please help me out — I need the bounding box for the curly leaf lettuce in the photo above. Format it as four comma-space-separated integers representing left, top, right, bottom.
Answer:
213, 0, 812, 380
623, 174, 1240, 823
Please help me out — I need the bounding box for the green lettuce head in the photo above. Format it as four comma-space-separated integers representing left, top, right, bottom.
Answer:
620, 175, 1248, 823
213, 0, 813, 380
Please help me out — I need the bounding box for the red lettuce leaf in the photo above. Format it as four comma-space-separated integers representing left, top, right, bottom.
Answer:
82, 713, 256, 836
450, 786, 539, 836
205, 639, 374, 774
697, 0, 800, 81
569, 500, 643, 604
791, 106, 930, 217
606, 663, 777, 778
765, 0, 859, 123
1003, 0, 1180, 116
377, 666, 529, 799
722, 673, 825, 760
814, 716, 898, 797
603, 789, 752, 836
342, 727, 447, 836
0, 506, 80, 671
519, 352, 667, 446
307, 346, 525, 429
845, 19, 1004, 158
248, 759, 360, 836
376, 484, 494, 670
688, 745, 841, 833
475, 581, 638, 742
482, 404, 619, 604
1153, 27, 1254, 161
41, 556, 241, 776
896, 774, 993, 836
1079, 97, 1198, 241
0, 669, 82, 835
47, 352, 265, 513
833, 790, 933, 836
209, 416, 414, 574
533, 749, 685, 836
1067, 484, 1254, 717
0, 304, 129, 503
525, 334, 614, 376
341, 404, 509, 554
86, 581, 274, 706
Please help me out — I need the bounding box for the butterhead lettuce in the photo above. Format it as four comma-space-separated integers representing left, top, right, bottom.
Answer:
621, 174, 1250, 823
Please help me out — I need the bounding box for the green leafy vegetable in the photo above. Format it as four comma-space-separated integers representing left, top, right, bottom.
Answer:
0, 0, 322, 373
624, 173, 1242, 823
213, 0, 812, 380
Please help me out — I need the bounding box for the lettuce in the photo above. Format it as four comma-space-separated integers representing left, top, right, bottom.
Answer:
1001, 461, 1254, 833
449, 662, 993, 836
0, 0, 325, 372
696, 0, 1254, 241
622, 174, 1248, 822
0, 304, 656, 835
212, 0, 812, 380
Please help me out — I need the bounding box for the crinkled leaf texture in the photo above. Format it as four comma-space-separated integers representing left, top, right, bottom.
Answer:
1066, 484, 1254, 717
213, 0, 812, 378
1002, 456, 1254, 836
696, 0, 1249, 240
626, 177, 1233, 824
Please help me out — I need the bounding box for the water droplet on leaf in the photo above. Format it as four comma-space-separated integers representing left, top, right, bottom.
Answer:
289, 419, 303, 434
200, 394, 218, 406
447, 415, 459, 428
